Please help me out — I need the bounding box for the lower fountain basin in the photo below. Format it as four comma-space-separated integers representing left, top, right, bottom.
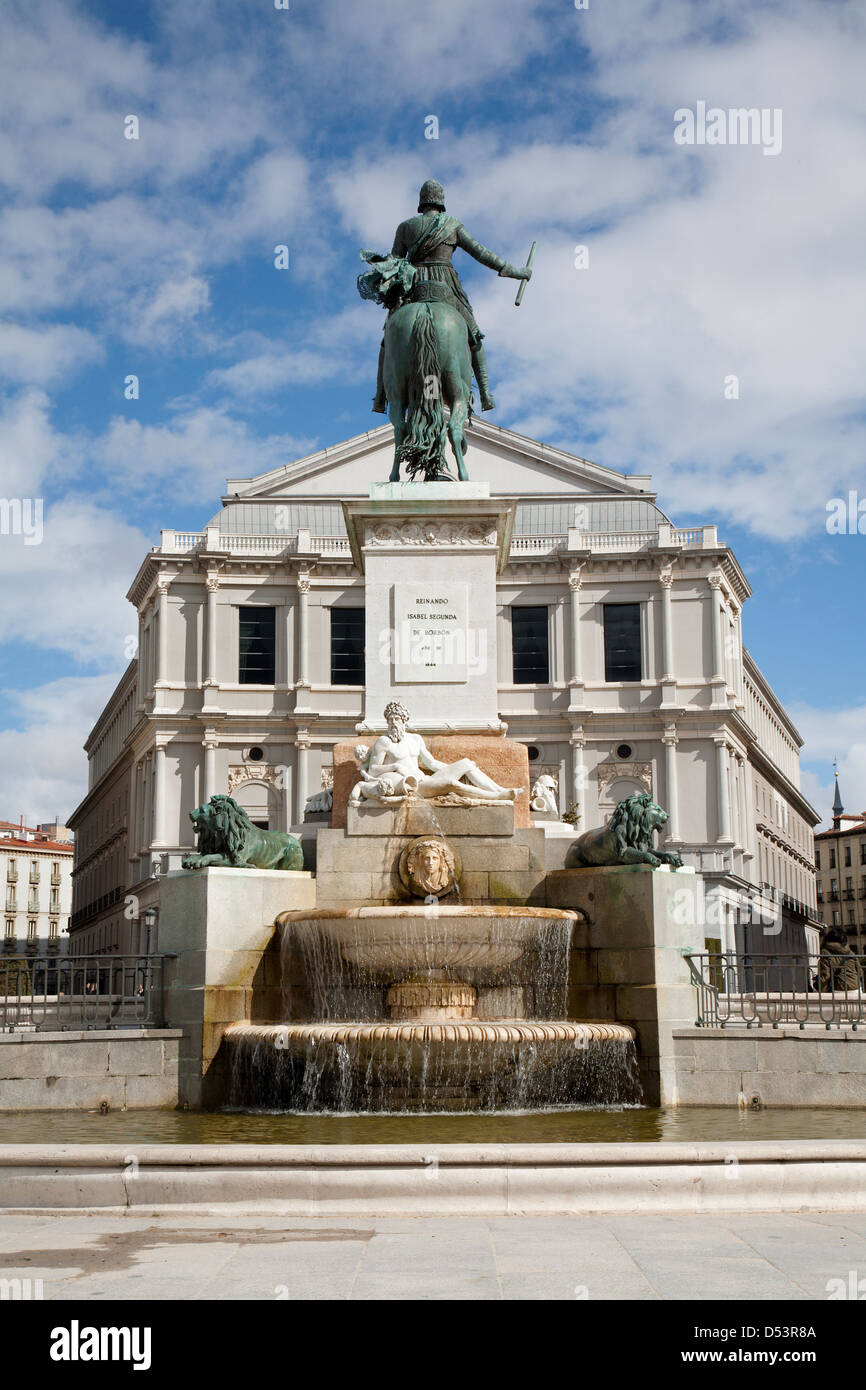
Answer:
224, 1020, 641, 1113
276, 905, 581, 974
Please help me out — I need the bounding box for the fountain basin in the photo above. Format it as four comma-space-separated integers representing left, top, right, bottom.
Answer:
225, 1020, 641, 1113
276, 905, 582, 975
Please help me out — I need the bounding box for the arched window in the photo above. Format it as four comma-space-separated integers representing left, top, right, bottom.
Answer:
232, 780, 279, 831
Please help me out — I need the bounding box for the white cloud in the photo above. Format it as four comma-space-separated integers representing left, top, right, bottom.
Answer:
95, 407, 318, 502
132, 275, 211, 349
0, 389, 83, 498
0, 675, 121, 824
0, 499, 150, 666
279, 0, 551, 106
0, 323, 103, 385
792, 701, 866, 829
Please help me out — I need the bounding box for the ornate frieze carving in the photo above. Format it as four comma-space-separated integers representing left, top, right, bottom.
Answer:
227, 764, 282, 794
365, 519, 497, 549
597, 761, 653, 799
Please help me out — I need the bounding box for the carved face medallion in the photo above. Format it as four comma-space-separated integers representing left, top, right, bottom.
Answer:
399, 835, 459, 898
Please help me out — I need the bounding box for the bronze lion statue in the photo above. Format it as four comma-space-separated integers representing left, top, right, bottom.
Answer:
565, 792, 684, 870
182, 795, 304, 871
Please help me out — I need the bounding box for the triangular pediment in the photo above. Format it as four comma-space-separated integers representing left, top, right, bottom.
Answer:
224, 420, 654, 504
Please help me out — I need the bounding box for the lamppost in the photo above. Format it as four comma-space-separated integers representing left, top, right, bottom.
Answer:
143, 907, 157, 956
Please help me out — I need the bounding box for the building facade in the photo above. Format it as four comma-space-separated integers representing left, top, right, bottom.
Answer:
68, 421, 820, 955
1, 820, 73, 956
814, 779, 866, 953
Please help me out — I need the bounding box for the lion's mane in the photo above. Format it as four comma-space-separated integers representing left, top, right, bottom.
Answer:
195, 795, 253, 863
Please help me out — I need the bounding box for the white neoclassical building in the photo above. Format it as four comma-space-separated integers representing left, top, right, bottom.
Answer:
68, 420, 819, 956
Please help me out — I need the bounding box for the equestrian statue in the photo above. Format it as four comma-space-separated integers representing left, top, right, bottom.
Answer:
357, 180, 534, 483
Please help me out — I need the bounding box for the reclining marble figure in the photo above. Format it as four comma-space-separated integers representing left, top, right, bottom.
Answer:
350, 700, 522, 804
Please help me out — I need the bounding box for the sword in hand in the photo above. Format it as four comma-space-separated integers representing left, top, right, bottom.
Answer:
514, 241, 537, 307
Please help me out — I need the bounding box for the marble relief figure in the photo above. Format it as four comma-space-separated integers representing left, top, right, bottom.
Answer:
349, 701, 522, 805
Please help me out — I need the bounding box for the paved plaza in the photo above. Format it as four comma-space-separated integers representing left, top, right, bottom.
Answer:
1, 1209, 864, 1300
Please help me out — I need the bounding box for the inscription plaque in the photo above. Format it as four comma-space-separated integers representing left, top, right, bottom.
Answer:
392, 582, 470, 683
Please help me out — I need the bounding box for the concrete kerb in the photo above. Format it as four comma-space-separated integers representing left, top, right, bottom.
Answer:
0, 1141, 864, 1216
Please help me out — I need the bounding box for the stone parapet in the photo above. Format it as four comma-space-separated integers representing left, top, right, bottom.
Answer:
0, 1030, 181, 1111
673, 1027, 866, 1107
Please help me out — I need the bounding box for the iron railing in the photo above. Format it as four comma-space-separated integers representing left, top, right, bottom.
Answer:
0, 954, 172, 1032
685, 951, 866, 1029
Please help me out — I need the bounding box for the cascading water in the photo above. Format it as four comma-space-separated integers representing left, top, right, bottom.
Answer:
224, 906, 642, 1113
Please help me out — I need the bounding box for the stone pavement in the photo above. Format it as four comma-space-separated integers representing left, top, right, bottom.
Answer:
0, 1210, 864, 1300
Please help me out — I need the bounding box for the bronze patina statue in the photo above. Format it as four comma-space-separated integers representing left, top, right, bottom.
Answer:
564, 793, 685, 870
358, 180, 533, 482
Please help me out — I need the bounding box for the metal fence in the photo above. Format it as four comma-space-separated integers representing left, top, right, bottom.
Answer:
685, 951, 866, 1029
0, 955, 172, 1032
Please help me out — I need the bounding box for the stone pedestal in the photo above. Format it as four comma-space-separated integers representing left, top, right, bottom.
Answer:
546, 864, 701, 1106
158, 867, 316, 1107
386, 973, 476, 1021
342, 482, 516, 732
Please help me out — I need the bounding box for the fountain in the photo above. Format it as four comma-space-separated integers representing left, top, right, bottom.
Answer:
220, 702, 641, 1114
224, 905, 639, 1112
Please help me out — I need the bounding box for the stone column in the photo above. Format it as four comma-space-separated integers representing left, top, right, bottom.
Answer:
155, 578, 170, 690
141, 753, 152, 857
733, 752, 744, 849
128, 760, 140, 877
136, 612, 145, 709
715, 737, 733, 843
295, 727, 310, 824
662, 722, 680, 842
660, 566, 678, 707
709, 573, 726, 702
569, 726, 586, 816
203, 572, 220, 705
743, 758, 756, 865
203, 734, 217, 802
567, 567, 584, 709
152, 742, 166, 847
140, 614, 150, 702
660, 567, 674, 679
295, 571, 312, 712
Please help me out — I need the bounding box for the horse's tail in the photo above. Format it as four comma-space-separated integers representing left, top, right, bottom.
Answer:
399, 303, 447, 479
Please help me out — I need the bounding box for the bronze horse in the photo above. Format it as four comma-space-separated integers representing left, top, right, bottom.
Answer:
383, 299, 472, 483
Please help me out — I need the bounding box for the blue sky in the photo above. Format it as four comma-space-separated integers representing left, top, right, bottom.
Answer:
0, 0, 864, 827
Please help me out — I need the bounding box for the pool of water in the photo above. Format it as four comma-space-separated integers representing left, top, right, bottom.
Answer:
1, 1107, 864, 1145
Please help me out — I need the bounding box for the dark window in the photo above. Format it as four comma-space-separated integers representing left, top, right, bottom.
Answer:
331, 608, 365, 685
616, 743, 633, 760
603, 604, 642, 682
830, 848, 837, 869
238, 607, 276, 685
815, 849, 821, 870
845, 845, 852, 866
512, 606, 550, 684
526, 745, 541, 762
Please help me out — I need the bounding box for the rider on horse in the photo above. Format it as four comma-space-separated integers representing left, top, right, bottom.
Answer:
359, 180, 531, 414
